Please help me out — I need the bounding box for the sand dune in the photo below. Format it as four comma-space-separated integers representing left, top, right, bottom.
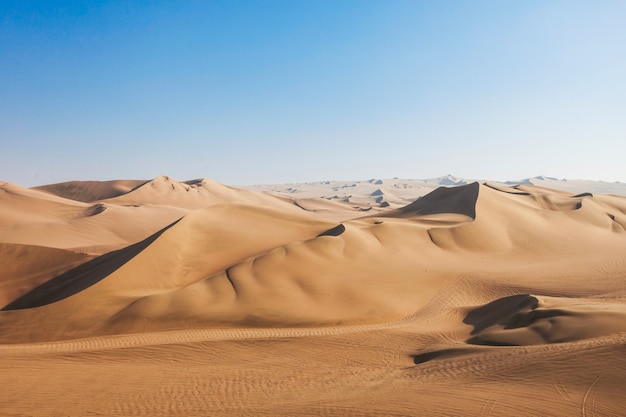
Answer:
100, 175, 332, 211
34, 179, 148, 202
465, 294, 626, 345
380, 181, 478, 219
0, 243, 94, 307
0, 180, 188, 253
244, 174, 626, 207
0, 201, 337, 341
2, 219, 181, 311
1, 177, 626, 416
0, 180, 89, 226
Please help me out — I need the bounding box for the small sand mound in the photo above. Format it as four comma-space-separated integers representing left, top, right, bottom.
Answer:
464, 294, 539, 339
85, 203, 107, 216
465, 294, 626, 345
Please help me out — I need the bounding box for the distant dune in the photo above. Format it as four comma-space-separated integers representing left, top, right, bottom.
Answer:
244, 174, 626, 207
1, 175, 626, 416
34, 179, 148, 202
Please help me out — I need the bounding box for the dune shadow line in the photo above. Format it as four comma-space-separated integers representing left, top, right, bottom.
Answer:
1, 218, 183, 311
412, 348, 475, 365
378, 182, 480, 219
463, 294, 539, 336
317, 224, 346, 237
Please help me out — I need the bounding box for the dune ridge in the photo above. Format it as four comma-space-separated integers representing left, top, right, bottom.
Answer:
378, 181, 479, 219
2, 219, 182, 311
0, 243, 94, 307
34, 179, 148, 202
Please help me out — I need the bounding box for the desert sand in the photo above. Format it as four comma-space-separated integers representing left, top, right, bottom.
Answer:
1, 175, 626, 416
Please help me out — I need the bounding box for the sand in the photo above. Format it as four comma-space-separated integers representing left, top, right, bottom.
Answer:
1, 176, 626, 416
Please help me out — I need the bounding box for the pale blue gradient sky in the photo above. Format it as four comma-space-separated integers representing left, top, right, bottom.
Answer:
1, 0, 625, 186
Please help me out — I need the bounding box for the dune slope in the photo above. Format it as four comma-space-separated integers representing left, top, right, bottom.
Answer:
0, 243, 94, 307
2, 219, 181, 310
33, 179, 148, 202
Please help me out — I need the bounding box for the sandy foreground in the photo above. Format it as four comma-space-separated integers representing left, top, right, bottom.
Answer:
1, 175, 626, 416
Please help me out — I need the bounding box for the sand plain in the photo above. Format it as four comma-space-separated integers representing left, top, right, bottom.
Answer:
1, 175, 626, 416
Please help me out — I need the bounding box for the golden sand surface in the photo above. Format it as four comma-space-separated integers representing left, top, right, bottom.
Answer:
1, 176, 625, 416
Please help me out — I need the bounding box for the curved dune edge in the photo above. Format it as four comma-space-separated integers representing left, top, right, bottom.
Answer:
375, 182, 479, 219
0, 180, 190, 252
33, 179, 148, 202
0, 243, 94, 307
1, 219, 182, 310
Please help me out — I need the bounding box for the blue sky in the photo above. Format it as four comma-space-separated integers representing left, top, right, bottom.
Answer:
1, 0, 625, 186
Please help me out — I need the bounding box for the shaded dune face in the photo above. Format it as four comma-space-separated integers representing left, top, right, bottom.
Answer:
381, 182, 479, 219
1, 219, 182, 311
0, 243, 94, 307
317, 224, 346, 237
465, 294, 626, 346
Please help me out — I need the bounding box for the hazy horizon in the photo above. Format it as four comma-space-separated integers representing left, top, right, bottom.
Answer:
2, 1, 625, 187
12, 173, 626, 190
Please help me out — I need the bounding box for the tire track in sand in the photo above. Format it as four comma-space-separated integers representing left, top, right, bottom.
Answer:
581, 372, 607, 417
0, 322, 420, 356
0, 275, 472, 356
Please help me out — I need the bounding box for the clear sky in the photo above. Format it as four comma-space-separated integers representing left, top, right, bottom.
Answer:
1, 0, 625, 186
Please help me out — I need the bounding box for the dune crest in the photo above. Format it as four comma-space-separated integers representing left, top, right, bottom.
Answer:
0, 243, 94, 307
382, 182, 479, 219
2, 219, 182, 311
33, 179, 148, 202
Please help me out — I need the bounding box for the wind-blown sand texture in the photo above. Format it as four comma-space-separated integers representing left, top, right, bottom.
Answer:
1, 176, 626, 416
